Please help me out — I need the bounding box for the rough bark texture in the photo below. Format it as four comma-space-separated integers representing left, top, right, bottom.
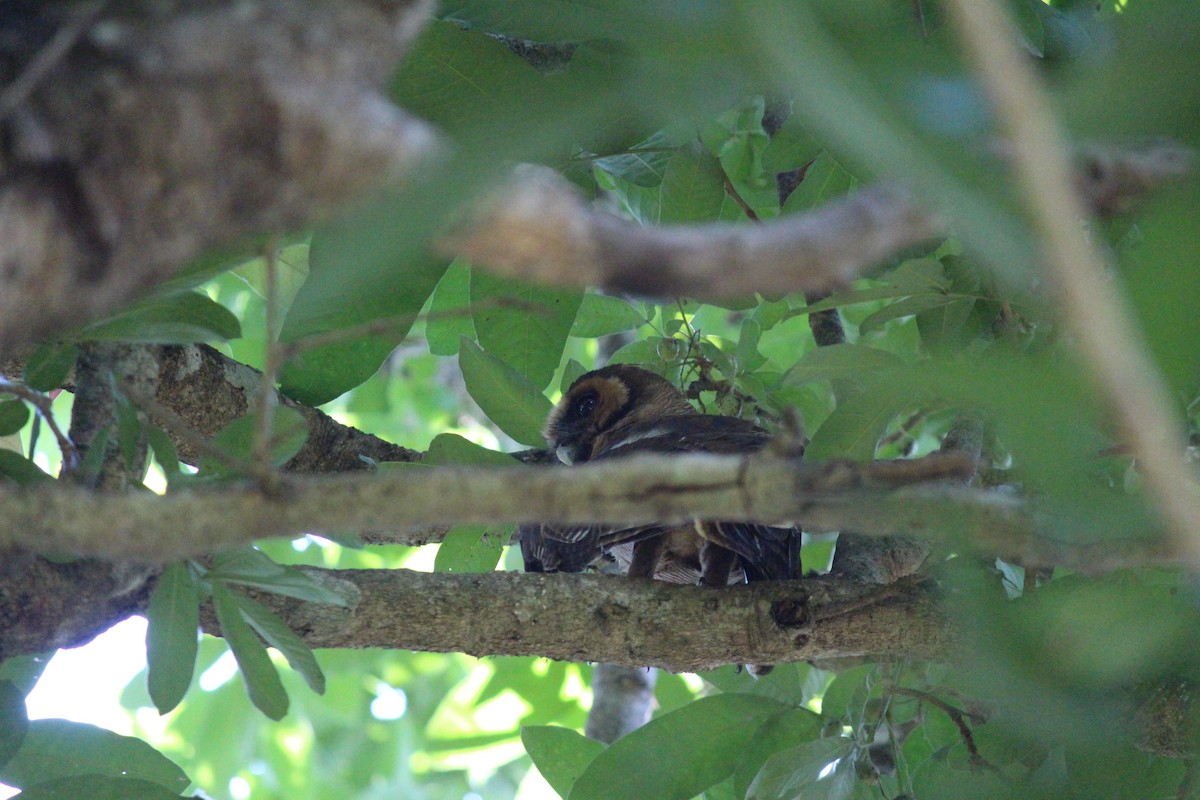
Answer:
443, 144, 1192, 299
198, 570, 954, 671
153, 344, 419, 471
0, 453, 1016, 561
0, 0, 437, 349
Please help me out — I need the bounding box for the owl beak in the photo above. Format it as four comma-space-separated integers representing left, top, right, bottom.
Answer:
555, 444, 575, 466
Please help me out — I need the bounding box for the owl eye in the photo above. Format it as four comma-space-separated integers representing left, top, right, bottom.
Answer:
575, 391, 598, 418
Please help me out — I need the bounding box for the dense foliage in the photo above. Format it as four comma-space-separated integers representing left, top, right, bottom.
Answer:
2, 0, 1200, 798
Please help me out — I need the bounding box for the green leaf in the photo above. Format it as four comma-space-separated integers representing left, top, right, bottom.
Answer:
522, 725, 603, 800
0, 655, 50, 697
426, 260, 475, 356
208, 548, 355, 608
278, 228, 449, 406
458, 338, 552, 447
659, 142, 727, 223
0, 400, 30, 436
434, 525, 505, 573
733, 708, 825, 799
744, 737, 856, 800
392, 20, 547, 136
229, 591, 326, 695
82, 291, 240, 343
592, 133, 677, 188
761, 115, 823, 174
818, 664, 875, 724
145, 562, 199, 715
12, 774, 187, 799
1010, 0, 1045, 57
0, 719, 190, 792
212, 583, 289, 720
570, 294, 648, 338
146, 427, 181, 484
804, 390, 904, 461
561, 359, 588, 394
22, 345, 78, 392
911, 758, 1022, 800
0, 451, 52, 485
440, 1, 628, 42
784, 345, 904, 389
113, 392, 142, 470
735, 318, 766, 373
424, 433, 521, 467
781, 151, 855, 214
858, 293, 964, 334
606, 339, 668, 375
471, 272, 582, 390
199, 406, 309, 478
423, 434, 520, 574
569, 694, 790, 800
1063, 743, 1186, 800
0, 680, 29, 770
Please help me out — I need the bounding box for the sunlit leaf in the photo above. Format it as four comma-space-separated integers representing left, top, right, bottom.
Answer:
471, 272, 582, 389
570, 294, 648, 339
426, 260, 475, 357
458, 338, 552, 446
522, 725, 603, 799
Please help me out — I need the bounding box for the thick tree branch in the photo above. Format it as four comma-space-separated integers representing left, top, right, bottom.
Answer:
1, 344, 419, 471
945, 0, 1200, 564
0, 452, 1173, 572
442, 144, 1191, 299
204, 570, 955, 670
151, 345, 419, 472
0, 0, 437, 350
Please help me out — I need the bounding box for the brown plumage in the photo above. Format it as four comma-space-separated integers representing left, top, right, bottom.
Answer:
520, 364, 802, 587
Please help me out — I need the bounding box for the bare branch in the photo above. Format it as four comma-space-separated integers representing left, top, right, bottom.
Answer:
203, 569, 954, 671
0, 451, 1173, 573
442, 144, 1191, 299
443, 174, 937, 298
945, 0, 1200, 564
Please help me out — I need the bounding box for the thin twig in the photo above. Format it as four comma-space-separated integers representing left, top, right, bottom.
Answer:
0, 378, 77, 470
254, 238, 283, 492
0, 1, 108, 119
890, 686, 998, 771
721, 172, 762, 223
944, 0, 1200, 563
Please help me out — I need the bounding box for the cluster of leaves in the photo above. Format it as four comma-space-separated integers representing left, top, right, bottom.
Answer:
3, 0, 1200, 798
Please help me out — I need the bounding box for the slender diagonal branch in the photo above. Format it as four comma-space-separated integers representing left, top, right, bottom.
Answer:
944, 0, 1200, 563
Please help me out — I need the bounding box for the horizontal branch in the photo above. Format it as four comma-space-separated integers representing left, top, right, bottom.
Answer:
209, 569, 954, 670
0, 452, 1173, 572
442, 144, 1193, 298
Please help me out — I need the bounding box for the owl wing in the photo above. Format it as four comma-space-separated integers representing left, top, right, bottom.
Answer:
597, 415, 802, 581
